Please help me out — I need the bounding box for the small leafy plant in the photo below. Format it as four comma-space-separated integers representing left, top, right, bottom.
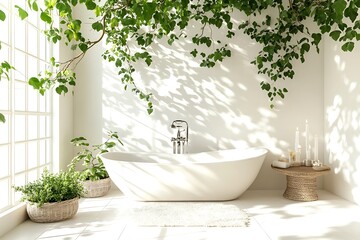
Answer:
13, 168, 84, 207
70, 131, 123, 181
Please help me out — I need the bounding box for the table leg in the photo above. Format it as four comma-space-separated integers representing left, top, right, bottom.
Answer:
283, 175, 318, 201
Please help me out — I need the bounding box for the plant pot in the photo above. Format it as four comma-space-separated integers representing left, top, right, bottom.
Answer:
82, 177, 111, 198
26, 197, 79, 223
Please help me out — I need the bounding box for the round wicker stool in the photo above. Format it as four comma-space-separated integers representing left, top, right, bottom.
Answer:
271, 166, 330, 201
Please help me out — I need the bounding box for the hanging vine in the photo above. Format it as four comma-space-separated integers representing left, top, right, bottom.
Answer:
1, 0, 360, 122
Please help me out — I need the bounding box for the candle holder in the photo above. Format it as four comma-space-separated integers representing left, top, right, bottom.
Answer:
312, 159, 322, 167
290, 147, 302, 166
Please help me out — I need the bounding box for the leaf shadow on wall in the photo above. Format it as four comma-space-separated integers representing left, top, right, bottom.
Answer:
99, 20, 304, 189
325, 51, 360, 202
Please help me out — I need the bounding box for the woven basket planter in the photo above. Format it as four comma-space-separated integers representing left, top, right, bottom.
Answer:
83, 177, 111, 198
26, 197, 79, 223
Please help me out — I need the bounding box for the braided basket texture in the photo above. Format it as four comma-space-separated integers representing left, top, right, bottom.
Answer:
26, 198, 79, 223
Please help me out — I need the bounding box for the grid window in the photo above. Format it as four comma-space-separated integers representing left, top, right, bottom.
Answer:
0, 1, 54, 213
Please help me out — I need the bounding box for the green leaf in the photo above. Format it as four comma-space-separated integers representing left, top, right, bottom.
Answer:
85, 0, 96, 10
40, 11, 52, 24
91, 22, 103, 32
320, 25, 331, 34
28, 77, 41, 89
0, 113, 5, 123
50, 57, 56, 66
301, 43, 310, 52
95, 6, 101, 17
143, 2, 156, 22
147, 108, 153, 115
0, 9, 6, 21
45, 0, 57, 8
78, 43, 88, 52
344, 4, 358, 22
55, 85, 68, 95
31, 1, 39, 11
329, 30, 341, 41
190, 49, 198, 57
15, 5, 28, 20
341, 42, 354, 52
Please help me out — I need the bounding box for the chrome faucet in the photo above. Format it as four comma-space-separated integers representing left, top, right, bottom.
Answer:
170, 120, 188, 154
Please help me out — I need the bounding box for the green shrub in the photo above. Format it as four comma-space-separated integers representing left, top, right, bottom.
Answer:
13, 168, 84, 207
70, 131, 123, 181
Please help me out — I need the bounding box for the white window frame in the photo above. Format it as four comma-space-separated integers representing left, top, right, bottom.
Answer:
0, 0, 57, 215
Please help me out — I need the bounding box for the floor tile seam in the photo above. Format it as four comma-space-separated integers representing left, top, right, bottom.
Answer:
33, 224, 63, 240
250, 216, 272, 240
117, 224, 130, 240
37, 233, 81, 240
101, 196, 115, 209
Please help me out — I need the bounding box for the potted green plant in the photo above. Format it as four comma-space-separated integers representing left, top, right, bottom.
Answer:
13, 168, 84, 223
70, 131, 123, 198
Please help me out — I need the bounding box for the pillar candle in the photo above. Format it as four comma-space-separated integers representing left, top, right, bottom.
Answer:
295, 127, 299, 153
305, 120, 309, 160
314, 135, 318, 162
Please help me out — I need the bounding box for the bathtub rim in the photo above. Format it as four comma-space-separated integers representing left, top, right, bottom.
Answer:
99, 147, 268, 165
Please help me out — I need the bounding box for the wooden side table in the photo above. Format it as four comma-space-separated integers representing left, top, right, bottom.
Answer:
271, 166, 331, 201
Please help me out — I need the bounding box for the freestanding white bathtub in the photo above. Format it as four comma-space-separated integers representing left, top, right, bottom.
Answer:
100, 148, 267, 201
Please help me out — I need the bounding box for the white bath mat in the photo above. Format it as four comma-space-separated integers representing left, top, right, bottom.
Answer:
125, 201, 250, 227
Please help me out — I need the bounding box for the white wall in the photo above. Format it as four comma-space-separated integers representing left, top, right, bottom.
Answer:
73, 9, 324, 190
54, 41, 75, 171
324, 38, 360, 205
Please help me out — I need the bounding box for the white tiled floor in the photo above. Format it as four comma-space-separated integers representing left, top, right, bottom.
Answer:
2, 189, 360, 240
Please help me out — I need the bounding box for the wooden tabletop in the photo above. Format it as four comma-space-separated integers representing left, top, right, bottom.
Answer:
271, 165, 331, 178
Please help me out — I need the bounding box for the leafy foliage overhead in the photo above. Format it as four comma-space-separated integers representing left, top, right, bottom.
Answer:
1, 0, 360, 122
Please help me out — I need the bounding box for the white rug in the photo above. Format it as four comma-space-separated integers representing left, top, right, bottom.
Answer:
124, 201, 250, 227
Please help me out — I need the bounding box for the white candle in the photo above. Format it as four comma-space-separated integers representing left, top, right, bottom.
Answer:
305, 120, 309, 160
314, 135, 318, 162
295, 127, 299, 152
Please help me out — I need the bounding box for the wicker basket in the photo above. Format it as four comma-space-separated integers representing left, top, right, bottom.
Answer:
26, 197, 79, 223
82, 177, 111, 198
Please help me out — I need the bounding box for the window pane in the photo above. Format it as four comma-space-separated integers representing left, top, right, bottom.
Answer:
28, 55, 38, 78
0, 117, 9, 144
39, 93, 46, 112
0, 179, 9, 210
39, 116, 45, 138
0, 146, 9, 178
14, 18, 26, 51
0, 80, 9, 110
14, 115, 26, 141
14, 50, 26, 81
0, 15, 9, 44
14, 81, 26, 111
28, 115, 38, 140
14, 173, 25, 202
46, 139, 51, 163
28, 25, 39, 57
39, 35, 47, 61
46, 116, 51, 137
46, 93, 51, 113
13, 0, 26, 9
28, 141, 38, 169
39, 140, 45, 165
28, 169, 38, 183
14, 143, 26, 173
0, 44, 9, 63
28, 85, 38, 112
